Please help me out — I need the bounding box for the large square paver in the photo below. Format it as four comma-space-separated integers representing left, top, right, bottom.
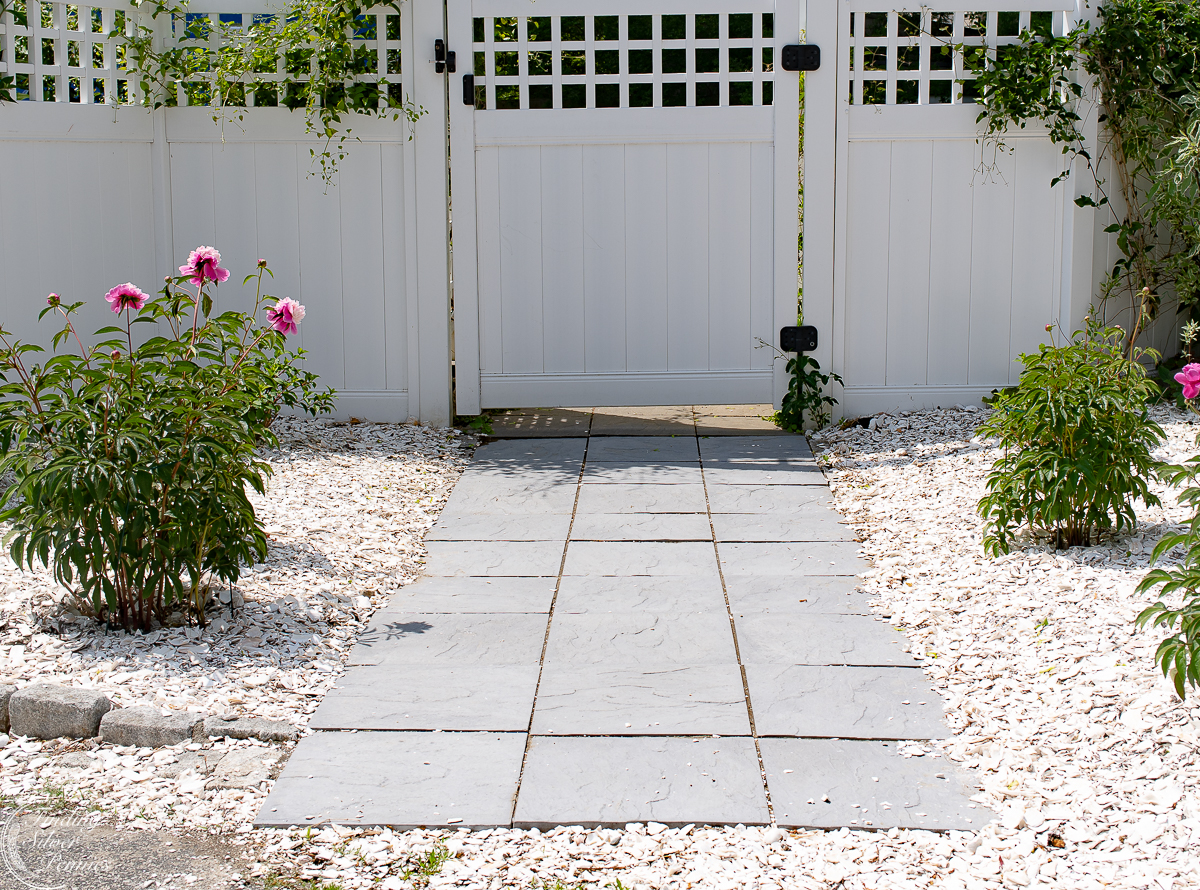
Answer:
724, 575, 873, 615
718, 541, 867, 575
705, 485, 832, 513
544, 612, 737, 666
472, 438, 588, 463
570, 513, 712, 542
555, 576, 727, 614
385, 577, 558, 613
487, 410, 592, 437
582, 463, 703, 485
695, 416, 789, 436
347, 613, 547, 666
441, 482, 578, 517
532, 665, 750, 735
746, 665, 946, 738
761, 738, 979, 830
587, 437, 699, 462
735, 614, 917, 667
426, 513, 573, 542
309, 664, 539, 731
423, 541, 564, 576
702, 462, 826, 486
699, 436, 812, 459
591, 407, 695, 436
514, 736, 769, 827
257, 732, 526, 828
576, 483, 708, 514
712, 510, 855, 542
563, 541, 719, 576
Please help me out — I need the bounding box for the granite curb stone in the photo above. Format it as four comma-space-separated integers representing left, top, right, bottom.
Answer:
8, 683, 112, 740
203, 715, 299, 742
100, 707, 204, 747
0, 684, 14, 733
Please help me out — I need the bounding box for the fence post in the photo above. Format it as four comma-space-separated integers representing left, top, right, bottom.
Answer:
410, 0, 453, 426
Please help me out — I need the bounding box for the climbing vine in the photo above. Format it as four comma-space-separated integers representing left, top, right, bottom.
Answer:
969, 0, 1200, 332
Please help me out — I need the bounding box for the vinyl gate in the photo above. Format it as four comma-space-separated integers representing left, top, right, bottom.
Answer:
448, 0, 804, 413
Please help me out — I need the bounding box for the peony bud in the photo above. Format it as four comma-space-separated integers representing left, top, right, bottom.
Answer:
257, 258, 268, 268
46, 293, 60, 307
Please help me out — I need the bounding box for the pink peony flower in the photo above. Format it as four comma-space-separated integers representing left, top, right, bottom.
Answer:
104, 283, 149, 314
46, 293, 60, 307
1177, 363, 1200, 400
179, 246, 231, 287
267, 297, 306, 336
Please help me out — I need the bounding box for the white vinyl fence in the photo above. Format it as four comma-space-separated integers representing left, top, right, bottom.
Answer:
0, 0, 453, 424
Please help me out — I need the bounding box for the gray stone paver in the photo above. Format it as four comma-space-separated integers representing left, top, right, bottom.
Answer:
554, 576, 728, 614
258, 732, 526, 828
532, 665, 751, 735
310, 664, 539, 731
514, 736, 769, 827
259, 428, 978, 831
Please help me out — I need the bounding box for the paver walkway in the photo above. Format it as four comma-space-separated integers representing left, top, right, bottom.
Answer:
258, 416, 978, 830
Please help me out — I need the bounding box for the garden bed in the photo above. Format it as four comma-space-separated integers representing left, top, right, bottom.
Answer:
1, 408, 1198, 889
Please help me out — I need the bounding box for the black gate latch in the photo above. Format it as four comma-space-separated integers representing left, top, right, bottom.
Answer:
463, 74, 475, 105
434, 39, 456, 74
780, 325, 818, 352
781, 44, 820, 71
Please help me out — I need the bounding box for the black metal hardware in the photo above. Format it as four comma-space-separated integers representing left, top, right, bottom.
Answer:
780, 325, 818, 352
434, 38, 446, 73
463, 74, 475, 105
446, 50, 456, 74
781, 44, 820, 71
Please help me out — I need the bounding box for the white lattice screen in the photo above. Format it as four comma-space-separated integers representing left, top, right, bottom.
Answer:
846, 8, 1064, 106
0, 0, 133, 103
0, 2, 404, 107
471, 11, 776, 110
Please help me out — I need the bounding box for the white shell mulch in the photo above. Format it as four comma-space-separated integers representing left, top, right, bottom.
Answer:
4, 408, 1200, 890
0, 418, 472, 831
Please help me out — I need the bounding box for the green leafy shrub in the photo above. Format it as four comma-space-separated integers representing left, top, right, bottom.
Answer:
770, 353, 842, 433
1137, 457, 1200, 698
977, 320, 1163, 555
0, 250, 333, 632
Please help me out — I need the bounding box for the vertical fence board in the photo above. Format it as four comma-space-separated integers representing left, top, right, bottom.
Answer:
540, 144, 586, 374
749, 140, 775, 370
497, 145, 545, 374
582, 143, 626, 373
624, 143, 669, 372
885, 140, 933, 387
843, 140, 891, 386
708, 142, 753, 371
665, 142, 709, 371
475, 145, 504, 374
1008, 140, 1062, 381
968, 147, 1017, 386
339, 145, 388, 392
925, 139, 976, 387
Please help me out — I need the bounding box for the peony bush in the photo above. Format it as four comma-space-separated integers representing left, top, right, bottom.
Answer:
0, 249, 333, 632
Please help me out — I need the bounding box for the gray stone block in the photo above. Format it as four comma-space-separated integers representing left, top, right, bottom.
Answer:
586, 437, 700, 462
473, 438, 588, 463
99, 707, 203, 747
702, 463, 826, 486
8, 683, 111, 740
745, 665, 947, 738
705, 485, 832, 513
384, 576, 558, 613
440, 483, 578, 517
0, 685, 14, 734
543, 612, 737, 666
562, 541, 720, 577
699, 435, 812, 460
575, 483, 708, 514
581, 463, 703, 485
423, 541, 564, 576
712, 509, 856, 542
425, 513, 573, 542
760, 738, 979, 830
309, 664, 539, 731
347, 613, 548, 666
514, 735, 769, 827
208, 746, 285, 790
735, 614, 917, 667
532, 665, 750, 735
203, 716, 298, 742
718, 541, 868, 575
724, 575, 873, 615
569, 513, 713, 542
555, 576, 728, 614
256, 731, 527, 828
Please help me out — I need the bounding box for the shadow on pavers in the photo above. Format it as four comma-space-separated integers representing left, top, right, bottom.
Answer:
0, 809, 257, 890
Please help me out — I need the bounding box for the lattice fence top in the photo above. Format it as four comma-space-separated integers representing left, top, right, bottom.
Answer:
470, 11, 776, 111
0, 1, 404, 107
846, 8, 1065, 107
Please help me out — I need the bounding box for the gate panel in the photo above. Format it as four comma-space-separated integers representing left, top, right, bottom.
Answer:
450, 0, 802, 412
